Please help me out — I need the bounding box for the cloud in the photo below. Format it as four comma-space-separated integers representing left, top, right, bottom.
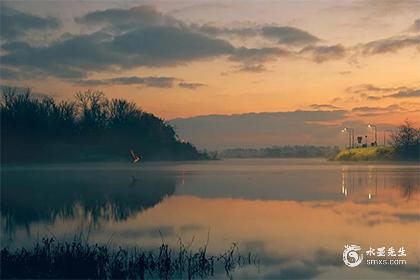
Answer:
308, 104, 340, 110
351, 104, 403, 115
230, 47, 291, 63
233, 64, 267, 73
198, 24, 320, 46
299, 45, 346, 63
385, 88, 420, 98
1, 32, 112, 79
409, 18, 420, 33
3, 5, 303, 80
229, 47, 291, 72
346, 84, 420, 100
0, 67, 21, 80
1, 26, 234, 79
169, 3, 232, 16
338, 71, 351, 75
77, 76, 207, 89
394, 213, 420, 222
325, 0, 420, 18
75, 5, 182, 32
351, 106, 388, 113
261, 26, 320, 46
0, 6, 61, 40
361, 35, 420, 55
76, 76, 179, 88
2, 4, 418, 84
111, 26, 234, 64
178, 82, 206, 90
345, 84, 407, 94
197, 24, 257, 38
366, 95, 382, 100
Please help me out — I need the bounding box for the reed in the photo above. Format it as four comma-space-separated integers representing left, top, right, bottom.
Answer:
1, 237, 258, 279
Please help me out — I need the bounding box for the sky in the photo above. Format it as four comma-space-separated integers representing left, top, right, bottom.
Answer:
1, 0, 419, 147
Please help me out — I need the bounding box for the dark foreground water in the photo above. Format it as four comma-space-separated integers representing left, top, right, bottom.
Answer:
1, 159, 419, 279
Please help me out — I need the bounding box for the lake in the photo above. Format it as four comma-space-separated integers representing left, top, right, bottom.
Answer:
1, 159, 419, 279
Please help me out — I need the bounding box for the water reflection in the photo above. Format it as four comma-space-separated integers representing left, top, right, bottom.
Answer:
1, 160, 419, 279
1, 169, 179, 233
340, 166, 419, 202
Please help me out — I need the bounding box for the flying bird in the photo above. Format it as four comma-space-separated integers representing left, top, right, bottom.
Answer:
130, 149, 142, 164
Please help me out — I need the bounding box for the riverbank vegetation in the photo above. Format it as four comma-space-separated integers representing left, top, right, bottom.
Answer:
334, 121, 419, 161
334, 146, 394, 161
0, 237, 257, 279
0, 87, 208, 163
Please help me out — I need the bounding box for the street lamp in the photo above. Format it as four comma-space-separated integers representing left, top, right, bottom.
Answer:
342, 127, 354, 149
368, 124, 377, 146
383, 129, 392, 146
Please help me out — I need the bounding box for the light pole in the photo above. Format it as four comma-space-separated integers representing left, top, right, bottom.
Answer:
368, 124, 377, 146
383, 129, 392, 146
342, 127, 354, 149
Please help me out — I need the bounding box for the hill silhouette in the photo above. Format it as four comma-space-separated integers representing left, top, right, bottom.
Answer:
1, 87, 208, 163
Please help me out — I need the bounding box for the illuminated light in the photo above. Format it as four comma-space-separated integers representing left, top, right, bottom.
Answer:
368, 193, 372, 200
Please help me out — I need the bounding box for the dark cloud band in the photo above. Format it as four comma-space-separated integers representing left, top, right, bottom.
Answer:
0, 6, 61, 40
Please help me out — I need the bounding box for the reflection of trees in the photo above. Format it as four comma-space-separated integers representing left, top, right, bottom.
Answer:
391, 175, 419, 200
340, 168, 419, 200
1, 169, 178, 232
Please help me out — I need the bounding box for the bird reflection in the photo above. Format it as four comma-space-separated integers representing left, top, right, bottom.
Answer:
128, 175, 139, 188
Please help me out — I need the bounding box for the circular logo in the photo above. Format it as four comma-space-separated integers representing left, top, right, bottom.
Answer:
343, 245, 363, 267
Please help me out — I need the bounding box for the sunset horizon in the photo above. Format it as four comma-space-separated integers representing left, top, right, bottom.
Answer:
1, 2, 419, 279
1, 1, 419, 123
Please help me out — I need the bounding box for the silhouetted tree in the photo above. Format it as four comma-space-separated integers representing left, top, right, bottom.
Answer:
391, 121, 420, 160
1, 87, 208, 162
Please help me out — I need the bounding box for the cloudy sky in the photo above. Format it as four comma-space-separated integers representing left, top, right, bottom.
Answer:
1, 0, 419, 147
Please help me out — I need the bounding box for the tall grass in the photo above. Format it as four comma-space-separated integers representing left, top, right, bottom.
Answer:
0, 237, 258, 279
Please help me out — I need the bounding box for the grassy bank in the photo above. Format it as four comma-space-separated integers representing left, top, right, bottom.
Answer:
333, 146, 395, 161
0, 238, 257, 279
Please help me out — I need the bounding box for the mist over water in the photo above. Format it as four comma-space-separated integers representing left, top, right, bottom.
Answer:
1, 159, 419, 279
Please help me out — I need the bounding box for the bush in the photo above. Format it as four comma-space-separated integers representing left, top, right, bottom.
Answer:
391, 121, 420, 160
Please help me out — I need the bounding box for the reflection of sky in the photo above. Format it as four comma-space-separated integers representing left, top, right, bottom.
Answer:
1, 159, 419, 279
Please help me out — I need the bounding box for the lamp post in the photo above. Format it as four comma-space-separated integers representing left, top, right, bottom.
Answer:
383, 129, 392, 146
342, 127, 354, 149
368, 124, 377, 146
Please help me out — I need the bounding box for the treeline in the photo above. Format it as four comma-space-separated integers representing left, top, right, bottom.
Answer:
0, 87, 208, 163
221, 145, 340, 158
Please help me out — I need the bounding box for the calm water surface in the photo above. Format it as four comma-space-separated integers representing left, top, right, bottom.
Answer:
1, 159, 419, 279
